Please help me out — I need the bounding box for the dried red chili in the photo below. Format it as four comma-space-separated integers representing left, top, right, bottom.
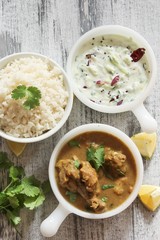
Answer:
111, 75, 120, 86
130, 48, 145, 62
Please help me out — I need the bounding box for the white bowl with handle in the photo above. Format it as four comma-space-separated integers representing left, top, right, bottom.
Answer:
40, 123, 143, 237
67, 25, 157, 133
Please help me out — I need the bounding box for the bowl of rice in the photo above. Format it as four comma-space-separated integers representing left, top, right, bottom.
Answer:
0, 52, 73, 143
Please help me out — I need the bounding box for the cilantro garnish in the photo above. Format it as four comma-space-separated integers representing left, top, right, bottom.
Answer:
74, 159, 80, 169
0, 151, 50, 227
101, 184, 115, 190
68, 140, 80, 148
86, 145, 105, 171
65, 191, 77, 202
11, 85, 41, 110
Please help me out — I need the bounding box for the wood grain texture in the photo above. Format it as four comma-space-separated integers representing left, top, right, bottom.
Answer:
0, 0, 160, 239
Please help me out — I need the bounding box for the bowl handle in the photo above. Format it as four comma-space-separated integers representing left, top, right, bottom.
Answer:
132, 103, 157, 133
40, 203, 70, 237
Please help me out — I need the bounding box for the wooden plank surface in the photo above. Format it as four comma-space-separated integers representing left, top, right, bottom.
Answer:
0, 0, 160, 239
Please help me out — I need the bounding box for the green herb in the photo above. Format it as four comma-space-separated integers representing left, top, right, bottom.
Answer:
102, 166, 114, 180
87, 145, 105, 171
0, 152, 13, 169
0, 151, 50, 227
101, 197, 108, 202
74, 159, 80, 169
68, 140, 80, 148
101, 184, 115, 190
66, 191, 77, 202
11, 85, 41, 110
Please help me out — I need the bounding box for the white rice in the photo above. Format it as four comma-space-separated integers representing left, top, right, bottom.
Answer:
0, 56, 68, 138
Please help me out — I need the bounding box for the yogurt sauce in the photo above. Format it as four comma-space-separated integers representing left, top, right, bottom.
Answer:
73, 35, 150, 106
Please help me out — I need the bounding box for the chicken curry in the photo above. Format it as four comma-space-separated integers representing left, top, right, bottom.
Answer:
55, 131, 137, 213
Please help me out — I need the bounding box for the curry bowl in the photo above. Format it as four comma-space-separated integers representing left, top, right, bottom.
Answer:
67, 25, 157, 132
0, 52, 73, 143
40, 124, 143, 237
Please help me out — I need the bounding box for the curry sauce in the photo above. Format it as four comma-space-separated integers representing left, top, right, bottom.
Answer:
55, 131, 137, 213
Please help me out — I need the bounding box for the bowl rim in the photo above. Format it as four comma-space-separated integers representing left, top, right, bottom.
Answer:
67, 25, 157, 113
0, 52, 73, 143
49, 123, 143, 219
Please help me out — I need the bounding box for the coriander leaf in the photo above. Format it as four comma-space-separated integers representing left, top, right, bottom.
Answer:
11, 85, 27, 99
86, 146, 95, 162
0, 192, 8, 206
21, 177, 40, 197
87, 145, 105, 171
94, 147, 105, 165
74, 159, 80, 169
41, 180, 51, 195
6, 185, 24, 197
0, 152, 12, 169
23, 97, 40, 110
68, 140, 80, 148
24, 192, 45, 210
101, 197, 108, 202
6, 210, 21, 225
25, 175, 41, 187
8, 196, 19, 209
101, 184, 115, 190
9, 166, 24, 181
11, 85, 41, 110
27, 86, 41, 99
66, 191, 77, 202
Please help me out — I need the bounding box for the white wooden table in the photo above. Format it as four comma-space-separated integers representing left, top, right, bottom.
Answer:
0, 0, 160, 239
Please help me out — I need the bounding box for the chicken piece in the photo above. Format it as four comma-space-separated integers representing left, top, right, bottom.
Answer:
80, 161, 100, 194
113, 177, 128, 195
88, 197, 106, 212
104, 147, 127, 178
56, 158, 106, 212
56, 159, 80, 192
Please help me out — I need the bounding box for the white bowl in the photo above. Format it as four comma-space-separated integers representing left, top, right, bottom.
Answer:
0, 52, 73, 143
40, 123, 143, 237
67, 25, 157, 132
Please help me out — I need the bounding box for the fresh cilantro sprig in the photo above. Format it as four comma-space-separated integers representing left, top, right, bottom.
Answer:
74, 159, 80, 169
11, 85, 42, 110
86, 145, 105, 171
0, 151, 50, 227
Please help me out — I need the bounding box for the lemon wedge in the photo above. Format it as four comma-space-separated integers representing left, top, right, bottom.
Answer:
139, 185, 160, 211
131, 132, 157, 158
6, 140, 27, 157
